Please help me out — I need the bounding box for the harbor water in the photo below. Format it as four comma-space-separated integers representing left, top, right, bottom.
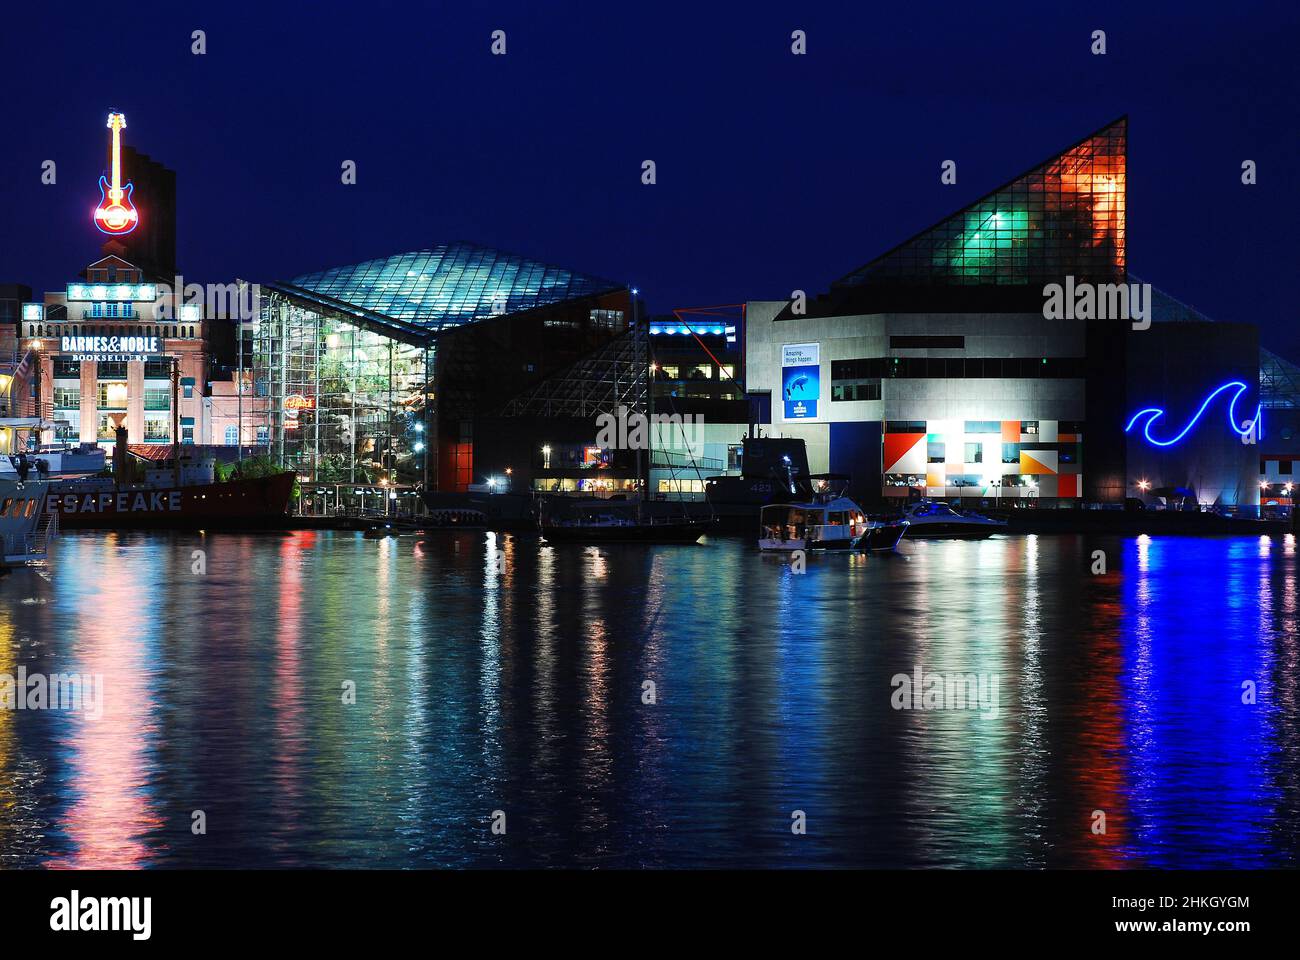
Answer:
1, 530, 1297, 868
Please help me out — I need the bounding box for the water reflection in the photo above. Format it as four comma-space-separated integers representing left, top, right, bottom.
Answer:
0, 530, 1296, 868
43, 534, 164, 868
1121, 536, 1288, 867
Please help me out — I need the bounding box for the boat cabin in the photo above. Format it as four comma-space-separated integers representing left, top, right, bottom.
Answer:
759, 497, 868, 550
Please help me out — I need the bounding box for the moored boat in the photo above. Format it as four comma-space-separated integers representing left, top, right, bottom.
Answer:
759, 496, 908, 553
896, 500, 1007, 539
857, 519, 910, 552
540, 509, 713, 544
0, 445, 106, 481
45, 472, 295, 530
2, 479, 57, 568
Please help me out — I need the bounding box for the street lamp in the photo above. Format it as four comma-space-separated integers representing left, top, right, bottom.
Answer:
1137, 479, 1151, 492
542, 444, 552, 469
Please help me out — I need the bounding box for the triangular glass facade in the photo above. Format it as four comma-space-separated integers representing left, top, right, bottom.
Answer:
289, 242, 622, 332
838, 118, 1126, 288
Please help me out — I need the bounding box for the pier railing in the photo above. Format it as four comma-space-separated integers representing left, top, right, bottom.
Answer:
650, 450, 725, 472
2, 499, 57, 565
32, 508, 59, 558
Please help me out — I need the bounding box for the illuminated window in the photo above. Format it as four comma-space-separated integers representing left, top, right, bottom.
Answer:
144, 417, 170, 441
97, 382, 128, 409
657, 478, 705, 493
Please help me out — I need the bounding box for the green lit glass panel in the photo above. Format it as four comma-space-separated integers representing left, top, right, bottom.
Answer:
841, 118, 1126, 288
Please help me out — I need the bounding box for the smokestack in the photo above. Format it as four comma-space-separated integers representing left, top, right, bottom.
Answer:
114, 427, 128, 484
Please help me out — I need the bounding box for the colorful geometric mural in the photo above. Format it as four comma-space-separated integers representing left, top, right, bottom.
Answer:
883, 420, 1083, 501
884, 432, 927, 474
1020, 450, 1058, 475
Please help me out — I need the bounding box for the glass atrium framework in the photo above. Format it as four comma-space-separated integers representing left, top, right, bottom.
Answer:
253, 294, 432, 484
288, 243, 620, 332
252, 243, 624, 486
838, 118, 1127, 288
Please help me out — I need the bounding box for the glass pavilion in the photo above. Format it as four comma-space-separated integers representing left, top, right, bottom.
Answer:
251, 242, 625, 488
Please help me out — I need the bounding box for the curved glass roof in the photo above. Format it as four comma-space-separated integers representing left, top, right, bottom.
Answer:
286, 242, 622, 332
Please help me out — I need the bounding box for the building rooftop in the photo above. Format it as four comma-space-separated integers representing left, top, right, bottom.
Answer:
769, 118, 1129, 318
838, 117, 1127, 290
275, 242, 623, 334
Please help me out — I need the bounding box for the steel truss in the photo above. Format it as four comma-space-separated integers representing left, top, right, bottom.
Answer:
500, 326, 647, 420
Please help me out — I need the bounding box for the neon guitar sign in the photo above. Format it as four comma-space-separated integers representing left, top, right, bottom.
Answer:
93, 112, 139, 235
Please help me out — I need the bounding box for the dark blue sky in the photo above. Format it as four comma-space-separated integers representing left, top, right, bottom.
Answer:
4, 2, 1297, 353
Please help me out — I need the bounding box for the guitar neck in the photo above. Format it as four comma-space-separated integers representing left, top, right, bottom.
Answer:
110, 126, 122, 197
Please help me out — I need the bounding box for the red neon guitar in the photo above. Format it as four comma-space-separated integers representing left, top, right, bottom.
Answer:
93, 112, 139, 235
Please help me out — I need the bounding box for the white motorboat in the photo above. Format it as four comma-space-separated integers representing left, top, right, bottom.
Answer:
0, 445, 106, 481
898, 500, 1007, 539
1, 479, 57, 568
759, 496, 908, 553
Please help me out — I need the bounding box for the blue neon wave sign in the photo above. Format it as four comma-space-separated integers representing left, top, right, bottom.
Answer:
1125, 381, 1262, 447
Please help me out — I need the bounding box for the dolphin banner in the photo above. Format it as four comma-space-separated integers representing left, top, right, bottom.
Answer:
782, 342, 820, 420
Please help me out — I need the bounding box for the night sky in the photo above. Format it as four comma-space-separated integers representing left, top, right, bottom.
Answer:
4, 2, 1297, 354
